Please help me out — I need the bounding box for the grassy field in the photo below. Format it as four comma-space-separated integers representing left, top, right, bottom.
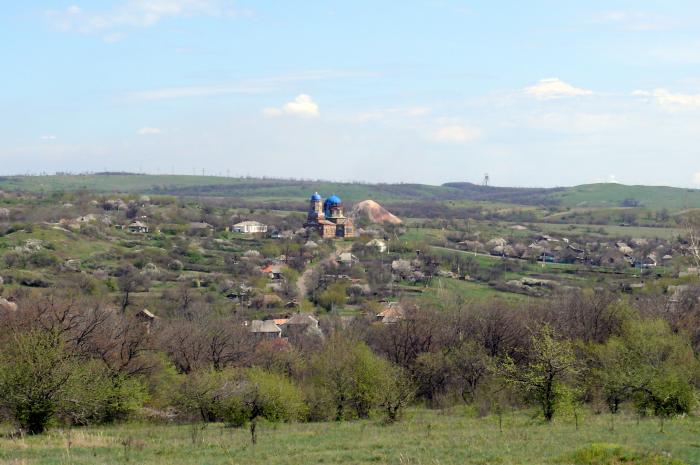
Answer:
0, 226, 119, 262
427, 277, 529, 302
1, 409, 697, 465
526, 222, 684, 240
552, 183, 700, 209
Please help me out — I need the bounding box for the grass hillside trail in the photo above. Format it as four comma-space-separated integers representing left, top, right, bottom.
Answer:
1, 409, 696, 465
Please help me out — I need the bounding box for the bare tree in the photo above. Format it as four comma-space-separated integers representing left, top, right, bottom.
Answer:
546, 290, 624, 343
85, 312, 154, 376
116, 265, 150, 313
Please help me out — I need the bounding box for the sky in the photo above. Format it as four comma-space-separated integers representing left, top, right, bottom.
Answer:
2, 1, 700, 187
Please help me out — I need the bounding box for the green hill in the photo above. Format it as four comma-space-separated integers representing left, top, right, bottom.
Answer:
0, 174, 459, 203
551, 183, 700, 209
1, 174, 699, 210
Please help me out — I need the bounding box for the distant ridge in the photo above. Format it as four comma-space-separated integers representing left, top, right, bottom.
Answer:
441, 182, 564, 205
1, 174, 700, 210
94, 171, 142, 176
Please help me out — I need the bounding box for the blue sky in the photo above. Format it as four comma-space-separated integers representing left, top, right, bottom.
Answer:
2, 1, 700, 187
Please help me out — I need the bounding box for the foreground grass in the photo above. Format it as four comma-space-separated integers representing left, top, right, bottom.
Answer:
1, 409, 699, 465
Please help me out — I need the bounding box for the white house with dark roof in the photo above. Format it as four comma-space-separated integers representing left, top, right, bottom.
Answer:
233, 221, 268, 234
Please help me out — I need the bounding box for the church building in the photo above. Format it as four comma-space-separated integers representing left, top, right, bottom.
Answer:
304, 192, 355, 239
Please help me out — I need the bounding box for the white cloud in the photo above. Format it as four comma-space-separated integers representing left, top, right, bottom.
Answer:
524, 78, 594, 99
138, 127, 162, 135
46, 0, 248, 37
263, 94, 319, 118
694, 172, 700, 185
633, 88, 700, 110
431, 123, 481, 143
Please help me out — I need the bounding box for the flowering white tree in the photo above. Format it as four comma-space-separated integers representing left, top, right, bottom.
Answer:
683, 211, 700, 268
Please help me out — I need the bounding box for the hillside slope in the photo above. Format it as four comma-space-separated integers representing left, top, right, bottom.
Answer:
551, 183, 700, 209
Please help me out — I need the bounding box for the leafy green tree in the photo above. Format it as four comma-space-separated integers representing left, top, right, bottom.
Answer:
0, 330, 75, 433
497, 324, 579, 421
594, 336, 633, 414
376, 363, 414, 423
413, 351, 451, 403
311, 335, 386, 420
447, 341, 492, 403
219, 368, 307, 444
594, 319, 698, 426
281, 267, 300, 299
59, 361, 148, 426
317, 282, 348, 311
0, 330, 148, 434
175, 368, 226, 422
176, 367, 306, 444
260, 243, 281, 259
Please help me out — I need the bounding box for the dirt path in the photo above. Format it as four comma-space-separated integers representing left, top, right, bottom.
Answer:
297, 264, 315, 299
296, 242, 347, 298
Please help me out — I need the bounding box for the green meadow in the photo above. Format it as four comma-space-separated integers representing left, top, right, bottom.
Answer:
1, 409, 697, 465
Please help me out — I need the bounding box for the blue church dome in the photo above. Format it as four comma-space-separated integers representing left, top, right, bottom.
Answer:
310, 192, 321, 201
325, 194, 342, 205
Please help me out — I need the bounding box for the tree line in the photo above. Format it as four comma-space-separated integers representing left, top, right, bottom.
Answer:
1, 286, 700, 440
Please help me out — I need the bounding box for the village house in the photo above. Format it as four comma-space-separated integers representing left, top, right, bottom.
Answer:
128, 221, 149, 233
376, 302, 405, 324
283, 313, 322, 338
337, 252, 359, 266
249, 320, 282, 339
304, 192, 355, 238
632, 254, 658, 269
135, 308, 158, 333
273, 318, 289, 329
261, 264, 286, 280
233, 220, 268, 234
366, 238, 387, 253
226, 283, 253, 303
